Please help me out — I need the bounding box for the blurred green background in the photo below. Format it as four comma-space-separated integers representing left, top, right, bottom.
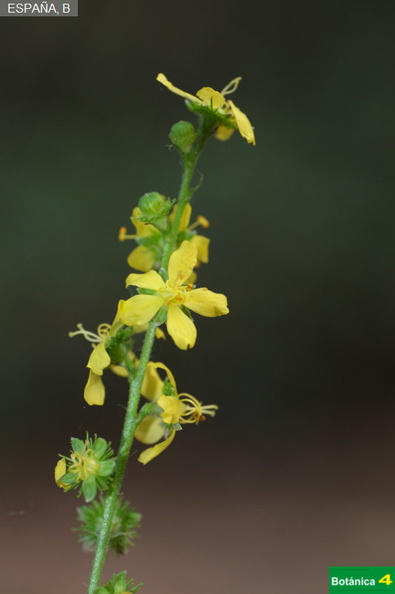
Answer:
1, 1, 395, 593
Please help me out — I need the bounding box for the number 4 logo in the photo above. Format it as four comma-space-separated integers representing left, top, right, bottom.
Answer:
378, 574, 393, 585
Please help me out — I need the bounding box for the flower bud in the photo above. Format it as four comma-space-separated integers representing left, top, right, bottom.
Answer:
169, 120, 196, 154
136, 192, 174, 228
138, 192, 165, 217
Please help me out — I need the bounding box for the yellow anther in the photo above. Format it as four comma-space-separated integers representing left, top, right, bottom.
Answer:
197, 215, 210, 228
118, 226, 127, 241
187, 215, 210, 231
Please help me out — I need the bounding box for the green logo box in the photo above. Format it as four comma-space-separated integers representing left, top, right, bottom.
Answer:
329, 568, 395, 592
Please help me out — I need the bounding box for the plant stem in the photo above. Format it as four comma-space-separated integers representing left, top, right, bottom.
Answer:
87, 321, 157, 594
87, 125, 212, 593
160, 140, 205, 272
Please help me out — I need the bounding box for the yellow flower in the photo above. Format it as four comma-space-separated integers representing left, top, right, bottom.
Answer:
120, 241, 229, 349
136, 362, 218, 464
69, 304, 125, 406
157, 72, 256, 145
70, 307, 166, 406
170, 202, 210, 283
120, 203, 210, 277
119, 206, 161, 272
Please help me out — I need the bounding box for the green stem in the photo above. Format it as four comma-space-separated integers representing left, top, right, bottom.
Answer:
87, 321, 157, 594
160, 139, 206, 272
87, 120, 215, 593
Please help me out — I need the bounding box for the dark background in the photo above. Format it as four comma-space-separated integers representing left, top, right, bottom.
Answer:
2, 2, 395, 593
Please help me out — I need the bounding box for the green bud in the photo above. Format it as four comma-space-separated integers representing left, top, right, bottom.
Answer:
169, 120, 196, 154
136, 192, 174, 226
138, 192, 165, 217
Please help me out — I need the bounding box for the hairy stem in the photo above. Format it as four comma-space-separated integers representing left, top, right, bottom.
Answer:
87, 321, 156, 594
160, 139, 206, 272
87, 125, 213, 593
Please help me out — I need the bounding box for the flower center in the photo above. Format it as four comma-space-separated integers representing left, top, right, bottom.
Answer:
160, 278, 192, 307
70, 449, 99, 480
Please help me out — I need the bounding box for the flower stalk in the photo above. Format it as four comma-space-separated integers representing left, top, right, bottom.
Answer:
56, 72, 255, 594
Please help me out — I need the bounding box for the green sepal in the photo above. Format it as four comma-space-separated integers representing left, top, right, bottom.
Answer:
153, 305, 168, 326
98, 459, 116, 477
136, 192, 174, 225
137, 401, 164, 422
71, 437, 84, 453
92, 437, 109, 459
59, 471, 78, 486
106, 326, 134, 367
162, 378, 175, 396
96, 571, 143, 594
82, 478, 97, 503
187, 100, 233, 127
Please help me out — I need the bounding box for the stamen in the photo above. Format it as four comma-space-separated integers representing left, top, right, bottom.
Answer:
221, 77, 242, 96
179, 393, 218, 424
187, 215, 210, 231
118, 226, 137, 242
68, 323, 110, 343
70, 449, 98, 480
197, 215, 210, 228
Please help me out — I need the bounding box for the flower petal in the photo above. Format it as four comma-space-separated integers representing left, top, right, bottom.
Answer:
215, 125, 235, 142
54, 458, 67, 487
131, 206, 159, 237
141, 362, 164, 401
87, 341, 110, 375
166, 304, 197, 349
120, 295, 164, 326
158, 394, 182, 424
184, 288, 229, 317
157, 73, 203, 104
109, 363, 129, 378
190, 234, 210, 263
84, 370, 106, 406
168, 240, 197, 287
150, 362, 177, 392
169, 202, 191, 231
125, 269, 164, 290
196, 87, 226, 110
127, 245, 155, 272
227, 99, 256, 145
138, 429, 176, 464
135, 416, 165, 444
